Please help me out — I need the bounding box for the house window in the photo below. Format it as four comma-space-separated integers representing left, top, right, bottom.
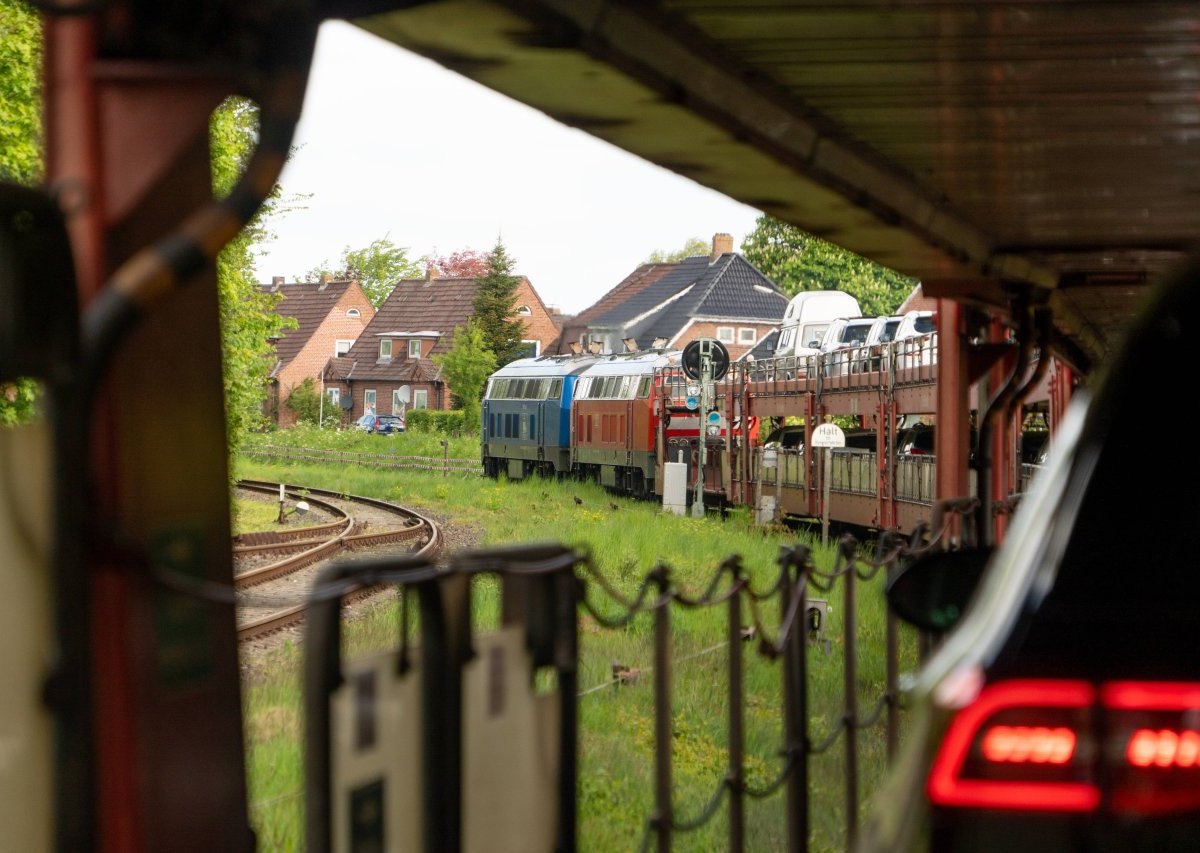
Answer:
347, 308, 361, 318
409, 339, 422, 359
516, 305, 532, 316
335, 339, 353, 357
738, 327, 757, 344
326, 388, 340, 407
716, 326, 735, 343
516, 340, 540, 359
379, 339, 392, 360
364, 389, 376, 413
413, 389, 429, 410
392, 389, 407, 413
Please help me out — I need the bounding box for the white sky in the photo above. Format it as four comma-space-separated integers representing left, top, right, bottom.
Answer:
253, 20, 762, 316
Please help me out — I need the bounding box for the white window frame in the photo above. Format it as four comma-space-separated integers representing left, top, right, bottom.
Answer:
413, 389, 429, 410
716, 326, 735, 343
408, 339, 422, 359
516, 304, 533, 316
346, 308, 361, 318
738, 327, 757, 344
392, 389, 406, 413
521, 339, 541, 358
379, 339, 392, 360
334, 338, 353, 356
364, 389, 376, 413
326, 387, 340, 407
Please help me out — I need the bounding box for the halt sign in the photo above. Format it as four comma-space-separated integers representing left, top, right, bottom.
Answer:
811, 423, 846, 448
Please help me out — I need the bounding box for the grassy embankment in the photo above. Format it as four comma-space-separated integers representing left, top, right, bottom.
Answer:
236, 427, 918, 851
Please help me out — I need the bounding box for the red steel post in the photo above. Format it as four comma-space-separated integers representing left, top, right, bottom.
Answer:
934, 300, 970, 535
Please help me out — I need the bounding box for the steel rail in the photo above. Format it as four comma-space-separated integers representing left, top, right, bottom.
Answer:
235, 481, 442, 642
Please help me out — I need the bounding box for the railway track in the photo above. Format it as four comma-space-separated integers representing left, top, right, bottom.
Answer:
235, 480, 441, 642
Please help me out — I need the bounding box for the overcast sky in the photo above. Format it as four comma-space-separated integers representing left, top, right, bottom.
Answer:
253, 20, 762, 315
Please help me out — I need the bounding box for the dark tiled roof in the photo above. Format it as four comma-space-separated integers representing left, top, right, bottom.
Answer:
339, 277, 480, 382
583, 253, 788, 346
264, 280, 355, 374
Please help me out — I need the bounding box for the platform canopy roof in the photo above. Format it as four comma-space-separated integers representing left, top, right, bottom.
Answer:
332, 0, 1200, 371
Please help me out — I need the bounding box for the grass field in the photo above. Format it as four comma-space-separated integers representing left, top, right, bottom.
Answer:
235, 452, 918, 851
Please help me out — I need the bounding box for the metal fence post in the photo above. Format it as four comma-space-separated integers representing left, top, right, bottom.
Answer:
653, 568, 673, 853
727, 570, 745, 853
781, 548, 808, 853
841, 539, 860, 847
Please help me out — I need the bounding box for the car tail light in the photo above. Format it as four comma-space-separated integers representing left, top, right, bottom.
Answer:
928, 680, 1097, 811
930, 679, 1200, 815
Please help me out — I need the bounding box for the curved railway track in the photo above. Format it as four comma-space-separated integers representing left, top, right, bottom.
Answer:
235, 480, 441, 641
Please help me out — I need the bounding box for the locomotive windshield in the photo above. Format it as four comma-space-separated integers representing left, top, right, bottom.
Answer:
485, 377, 563, 400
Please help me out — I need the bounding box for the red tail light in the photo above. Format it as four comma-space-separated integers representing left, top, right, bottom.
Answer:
930, 679, 1200, 815
928, 680, 1097, 811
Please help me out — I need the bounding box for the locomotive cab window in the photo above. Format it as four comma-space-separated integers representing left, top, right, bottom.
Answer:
637, 376, 652, 398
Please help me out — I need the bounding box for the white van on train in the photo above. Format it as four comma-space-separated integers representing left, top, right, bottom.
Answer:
774, 290, 861, 358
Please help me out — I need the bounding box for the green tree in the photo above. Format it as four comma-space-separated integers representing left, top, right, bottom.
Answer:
283, 377, 338, 427
741, 214, 916, 315
645, 236, 708, 263
0, 0, 41, 426
306, 236, 422, 308
433, 319, 496, 426
0, 0, 39, 186
210, 97, 297, 452
472, 238, 527, 366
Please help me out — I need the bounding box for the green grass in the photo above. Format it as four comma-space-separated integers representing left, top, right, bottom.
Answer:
236, 456, 918, 851
232, 497, 288, 535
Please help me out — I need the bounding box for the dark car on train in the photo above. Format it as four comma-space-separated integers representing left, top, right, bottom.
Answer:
862, 261, 1200, 851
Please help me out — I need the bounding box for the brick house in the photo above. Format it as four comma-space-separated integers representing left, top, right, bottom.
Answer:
326, 269, 562, 422
263, 276, 375, 427
550, 233, 788, 359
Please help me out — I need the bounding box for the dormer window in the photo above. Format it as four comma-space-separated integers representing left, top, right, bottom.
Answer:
347, 308, 361, 318
516, 305, 532, 316
334, 339, 353, 357
409, 339, 422, 359
379, 339, 392, 360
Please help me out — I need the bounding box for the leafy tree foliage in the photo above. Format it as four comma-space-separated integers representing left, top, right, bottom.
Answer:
0, 0, 39, 186
0, 1, 41, 425
741, 215, 917, 316
424, 248, 490, 278
306, 237, 422, 308
211, 98, 297, 450
284, 377, 339, 427
472, 239, 527, 367
645, 236, 709, 263
433, 319, 496, 427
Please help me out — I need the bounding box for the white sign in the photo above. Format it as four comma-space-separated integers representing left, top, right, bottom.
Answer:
811, 423, 846, 448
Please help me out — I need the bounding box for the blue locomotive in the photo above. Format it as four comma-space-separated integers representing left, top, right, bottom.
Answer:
481, 353, 598, 479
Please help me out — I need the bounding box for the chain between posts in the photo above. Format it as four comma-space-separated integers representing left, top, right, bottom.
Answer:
576, 499, 976, 852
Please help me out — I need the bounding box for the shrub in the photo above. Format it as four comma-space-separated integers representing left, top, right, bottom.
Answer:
406, 409, 472, 436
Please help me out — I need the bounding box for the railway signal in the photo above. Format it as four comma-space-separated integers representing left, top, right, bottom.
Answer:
682, 339, 730, 518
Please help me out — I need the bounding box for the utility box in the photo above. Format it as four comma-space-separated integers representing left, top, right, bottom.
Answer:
661, 461, 687, 516
757, 495, 777, 525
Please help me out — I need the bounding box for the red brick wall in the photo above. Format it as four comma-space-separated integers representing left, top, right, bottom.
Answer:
513, 279, 562, 354
344, 379, 450, 421
674, 320, 777, 361
275, 286, 375, 427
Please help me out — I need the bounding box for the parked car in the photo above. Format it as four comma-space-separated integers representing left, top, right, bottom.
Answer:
862, 262, 1200, 851
354, 412, 405, 434
818, 316, 877, 375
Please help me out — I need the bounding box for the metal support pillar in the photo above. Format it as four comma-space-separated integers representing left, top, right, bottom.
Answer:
934, 300, 970, 541
46, 19, 254, 852
1048, 359, 1074, 434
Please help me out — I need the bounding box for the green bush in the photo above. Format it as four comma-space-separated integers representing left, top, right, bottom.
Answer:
406, 409, 473, 436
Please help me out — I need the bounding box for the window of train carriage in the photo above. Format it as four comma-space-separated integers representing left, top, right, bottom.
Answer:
549, 379, 562, 399
638, 376, 652, 398
619, 376, 632, 398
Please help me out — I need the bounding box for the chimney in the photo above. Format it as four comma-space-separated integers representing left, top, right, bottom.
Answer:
318, 273, 333, 290
271, 275, 285, 290
710, 233, 734, 262
425, 264, 440, 282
